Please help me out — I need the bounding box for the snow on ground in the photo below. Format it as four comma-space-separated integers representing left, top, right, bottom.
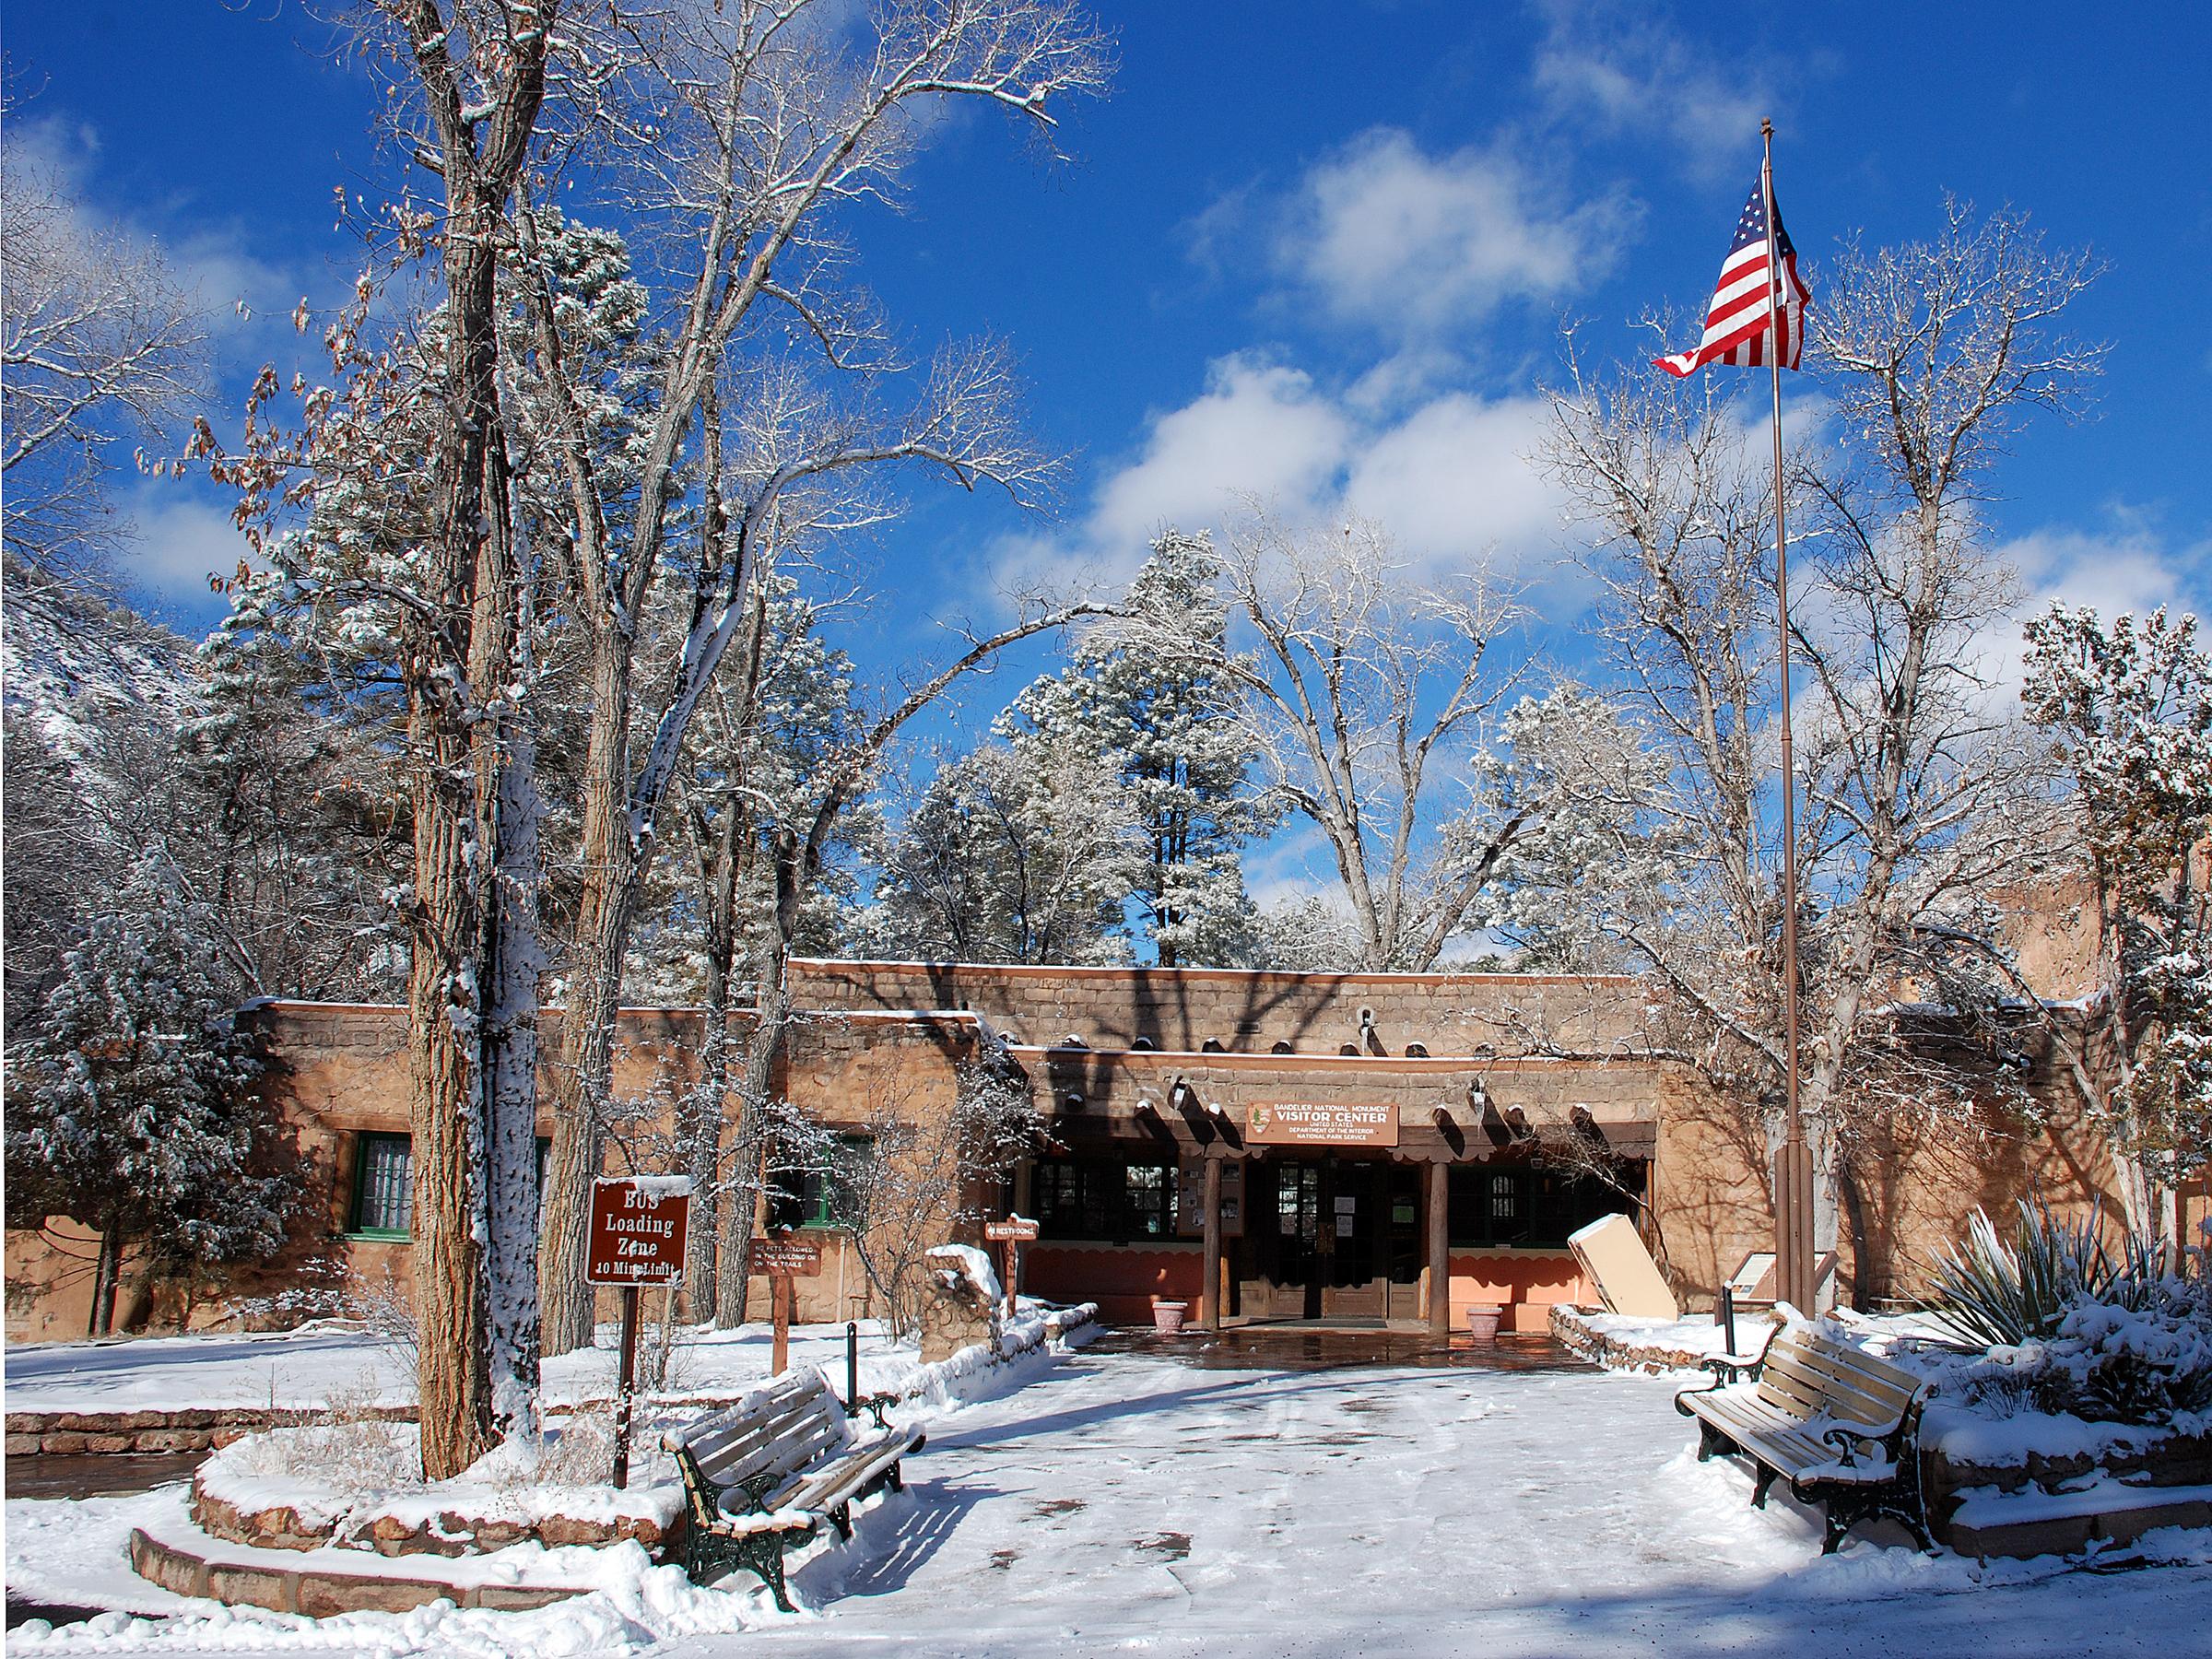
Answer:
4, 1318, 942, 1417
12, 1342, 2212, 1656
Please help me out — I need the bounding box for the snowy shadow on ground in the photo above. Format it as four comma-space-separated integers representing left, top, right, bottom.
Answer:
803, 1477, 1005, 1602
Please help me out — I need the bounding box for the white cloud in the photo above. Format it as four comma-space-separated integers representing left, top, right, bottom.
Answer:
1529, 0, 1772, 179
994, 357, 1579, 601
123, 487, 264, 606
1279, 129, 1628, 340
1088, 357, 1354, 553
1958, 518, 2211, 705
1343, 394, 1564, 573
2005, 523, 2206, 619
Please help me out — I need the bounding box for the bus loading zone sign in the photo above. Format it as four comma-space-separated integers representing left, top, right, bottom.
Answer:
586, 1178, 692, 1286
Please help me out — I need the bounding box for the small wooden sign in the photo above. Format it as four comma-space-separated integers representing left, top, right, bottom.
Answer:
983, 1218, 1040, 1242
748, 1235, 824, 1278
586, 1177, 692, 1287
1246, 1101, 1399, 1149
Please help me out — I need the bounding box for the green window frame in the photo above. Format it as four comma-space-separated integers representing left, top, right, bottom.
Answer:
348, 1132, 414, 1238
771, 1135, 874, 1231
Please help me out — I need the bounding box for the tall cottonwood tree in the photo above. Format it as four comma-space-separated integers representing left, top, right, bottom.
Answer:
1204, 509, 1649, 971
1540, 203, 2101, 1298
195, 0, 564, 1477
514, 0, 1113, 1355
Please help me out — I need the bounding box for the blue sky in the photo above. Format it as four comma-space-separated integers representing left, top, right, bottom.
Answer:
10, 0, 2209, 886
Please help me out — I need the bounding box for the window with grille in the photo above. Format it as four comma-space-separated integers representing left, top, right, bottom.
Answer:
1448, 1165, 1639, 1247
770, 1135, 874, 1230
1034, 1157, 1178, 1241
349, 1133, 414, 1236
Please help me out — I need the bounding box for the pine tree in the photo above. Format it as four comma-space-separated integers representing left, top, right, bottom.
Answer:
5, 856, 288, 1335
2023, 604, 2212, 1239
866, 742, 1143, 966
999, 531, 1273, 966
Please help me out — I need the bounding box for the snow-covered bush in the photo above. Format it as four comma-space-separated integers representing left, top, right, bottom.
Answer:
1927, 1200, 2136, 1349
1936, 1209, 2212, 1427
4, 855, 289, 1335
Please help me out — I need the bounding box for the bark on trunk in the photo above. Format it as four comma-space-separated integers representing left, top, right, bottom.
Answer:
89, 1218, 121, 1338
402, 2, 552, 1478
538, 633, 639, 1357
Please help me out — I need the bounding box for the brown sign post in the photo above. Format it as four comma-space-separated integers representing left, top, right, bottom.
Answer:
983, 1217, 1040, 1322
586, 1177, 691, 1489
748, 1234, 823, 1376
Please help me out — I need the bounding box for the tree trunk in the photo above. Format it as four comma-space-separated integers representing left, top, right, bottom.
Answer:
682, 924, 732, 1319
89, 1218, 121, 1338
539, 634, 639, 1357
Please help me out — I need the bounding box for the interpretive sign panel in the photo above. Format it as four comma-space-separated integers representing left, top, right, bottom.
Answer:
586, 1177, 692, 1287
749, 1235, 824, 1278
1245, 1102, 1399, 1148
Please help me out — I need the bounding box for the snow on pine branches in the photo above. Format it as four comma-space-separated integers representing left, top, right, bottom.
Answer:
3, 855, 288, 1335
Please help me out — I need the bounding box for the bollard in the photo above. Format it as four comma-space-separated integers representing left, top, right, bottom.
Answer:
846, 1320, 859, 1414
1719, 1285, 1737, 1358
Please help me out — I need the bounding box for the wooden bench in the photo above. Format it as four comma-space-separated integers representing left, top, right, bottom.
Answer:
664, 1370, 924, 1610
1675, 1323, 1933, 1553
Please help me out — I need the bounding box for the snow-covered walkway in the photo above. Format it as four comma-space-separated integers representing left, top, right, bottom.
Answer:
721, 1349, 2212, 1658
12, 1347, 2212, 1655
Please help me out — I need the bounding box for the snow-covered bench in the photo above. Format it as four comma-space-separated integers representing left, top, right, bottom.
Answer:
1675, 1323, 1934, 1553
664, 1369, 924, 1610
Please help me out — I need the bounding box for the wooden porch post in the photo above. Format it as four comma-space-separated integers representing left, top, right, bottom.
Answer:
1427, 1159, 1451, 1335
1202, 1155, 1223, 1332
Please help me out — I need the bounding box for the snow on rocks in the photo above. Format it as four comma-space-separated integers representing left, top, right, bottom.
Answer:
924, 1243, 1004, 1308
1549, 1301, 1786, 1374
189, 1420, 683, 1557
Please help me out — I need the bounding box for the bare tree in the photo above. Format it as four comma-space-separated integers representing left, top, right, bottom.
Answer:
512, 0, 1114, 1356
0, 114, 206, 580
840, 1056, 1041, 1339
1540, 203, 2101, 1301
1207, 508, 1645, 971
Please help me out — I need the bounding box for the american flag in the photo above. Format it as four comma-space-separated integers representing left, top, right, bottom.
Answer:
1653, 180, 1812, 376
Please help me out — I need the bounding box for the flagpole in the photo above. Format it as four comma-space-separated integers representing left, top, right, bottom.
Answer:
1761, 117, 1814, 1317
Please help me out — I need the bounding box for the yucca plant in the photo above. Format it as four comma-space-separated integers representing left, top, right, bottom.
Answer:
1925, 1199, 2119, 1349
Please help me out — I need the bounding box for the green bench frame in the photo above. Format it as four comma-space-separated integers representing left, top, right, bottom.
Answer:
665, 1369, 924, 1610
1676, 1322, 1934, 1554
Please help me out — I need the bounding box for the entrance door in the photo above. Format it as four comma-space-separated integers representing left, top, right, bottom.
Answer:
1274, 1162, 1324, 1318
1246, 1159, 1425, 1321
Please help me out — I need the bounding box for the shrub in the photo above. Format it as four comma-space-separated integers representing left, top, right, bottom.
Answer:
1925, 1200, 2121, 1349
1930, 1206, 2212, 1426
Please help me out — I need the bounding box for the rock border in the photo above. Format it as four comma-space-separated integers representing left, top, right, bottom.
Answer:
126, 1526, 582, 1618
1548, 1303, 1782, 1374
186, 1477, 673, 1559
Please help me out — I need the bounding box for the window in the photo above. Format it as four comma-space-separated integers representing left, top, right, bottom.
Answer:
1447, 1164, 1641, 1248
1034, 1157, 1178, 1241
771, 1135, 874, 1231
349, 1133, 414, 1237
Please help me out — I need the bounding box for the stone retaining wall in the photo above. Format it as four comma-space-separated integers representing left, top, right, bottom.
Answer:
5, 1405, 416, 1457
187, 1480, 672, 1559
127, 1526, 580, 1618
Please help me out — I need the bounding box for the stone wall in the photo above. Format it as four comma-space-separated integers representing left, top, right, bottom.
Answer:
789, 958, 1647, 1057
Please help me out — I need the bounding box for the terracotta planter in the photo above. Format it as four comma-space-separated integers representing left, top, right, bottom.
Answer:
1152, 1300, 1189, 1335
1465, 1304, 1505, 1341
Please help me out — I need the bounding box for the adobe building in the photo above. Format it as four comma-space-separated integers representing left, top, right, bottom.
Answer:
6, 958, 2181, 1344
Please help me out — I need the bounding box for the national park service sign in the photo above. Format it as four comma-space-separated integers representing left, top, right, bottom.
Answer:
1245, 1102, 1399, 1149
